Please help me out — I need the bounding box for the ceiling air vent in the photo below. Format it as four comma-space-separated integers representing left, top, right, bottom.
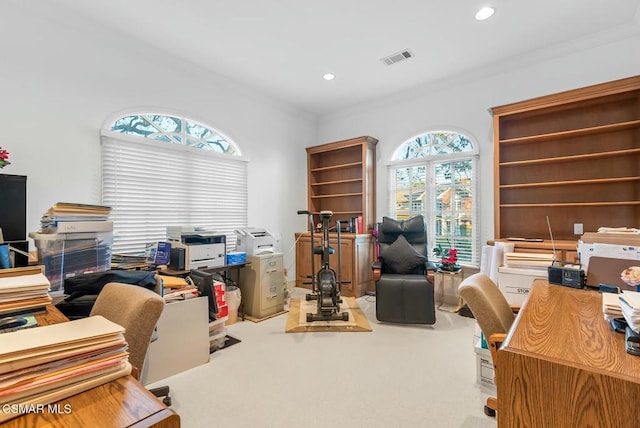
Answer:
381, 49, 414, 66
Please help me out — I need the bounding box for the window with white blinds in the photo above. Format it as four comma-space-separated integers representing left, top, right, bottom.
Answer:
387, 131, 480, 267
101, 133, 248, 255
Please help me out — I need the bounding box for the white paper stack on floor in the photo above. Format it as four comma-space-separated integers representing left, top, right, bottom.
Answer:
504, 252, 554, 270
0, 316, 131, 422
619, 291, 640, 333
0, 273, 52, 316
602, 292, 623, 320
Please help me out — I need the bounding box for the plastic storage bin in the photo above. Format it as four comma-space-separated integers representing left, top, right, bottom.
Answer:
226, 251, 246, 265
30, 232, 113, 292
209, 315, 228, 351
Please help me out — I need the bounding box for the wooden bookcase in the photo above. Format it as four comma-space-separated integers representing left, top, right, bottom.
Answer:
491, 75, 640, 250
296, 136, 378, 298
306, 136, 378, 231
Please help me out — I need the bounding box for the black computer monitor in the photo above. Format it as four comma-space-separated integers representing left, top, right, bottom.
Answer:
190, 269, 219, 321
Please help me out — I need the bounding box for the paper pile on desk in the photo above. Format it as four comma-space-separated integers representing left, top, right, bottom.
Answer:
0, 274, 52, 316
602, 292, 623, 319
619, 291, 640, 333
504, 252, 554, 270
0, 316, 131, 422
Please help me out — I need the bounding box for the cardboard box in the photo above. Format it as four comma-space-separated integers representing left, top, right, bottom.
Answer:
497, 266, 547, 305
581, 232, 640, 246
474, 341, 496, 392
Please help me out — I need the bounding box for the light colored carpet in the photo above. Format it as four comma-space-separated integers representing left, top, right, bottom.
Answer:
147, 287, 496, 428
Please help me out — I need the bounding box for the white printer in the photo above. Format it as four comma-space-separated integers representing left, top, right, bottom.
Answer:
235, 228, 276, 255
167, 226, 226, 269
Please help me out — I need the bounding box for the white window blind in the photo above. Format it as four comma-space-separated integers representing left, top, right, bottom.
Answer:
101, 133, 248, 255
387, 131, 480, 267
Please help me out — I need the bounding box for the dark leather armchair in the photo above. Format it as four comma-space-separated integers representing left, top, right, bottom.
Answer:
372, 215, 437, 324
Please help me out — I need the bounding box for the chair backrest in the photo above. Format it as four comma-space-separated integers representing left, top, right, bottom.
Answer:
376, 215, 429, 274
89, 282, 164, 374
458, 273, 515, 339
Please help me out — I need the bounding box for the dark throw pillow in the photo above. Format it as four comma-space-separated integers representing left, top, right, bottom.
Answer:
379, 234, 427, 274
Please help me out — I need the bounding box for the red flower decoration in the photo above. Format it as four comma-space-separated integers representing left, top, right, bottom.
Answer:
0, 146, 10, 168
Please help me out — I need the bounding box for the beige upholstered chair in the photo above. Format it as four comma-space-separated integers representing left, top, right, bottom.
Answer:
458, 273, 518, 417
89, 282, 168, 402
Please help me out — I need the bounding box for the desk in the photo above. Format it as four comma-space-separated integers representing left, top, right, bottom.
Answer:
164, 263, 249, 319
3, 305, 180, 428
497, 280, 640, 427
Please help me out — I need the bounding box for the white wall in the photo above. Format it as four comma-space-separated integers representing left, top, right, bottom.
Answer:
316, 30, 640, 250
0, 2, 313, 278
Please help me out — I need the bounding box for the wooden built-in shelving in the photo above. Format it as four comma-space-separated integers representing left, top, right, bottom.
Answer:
491, 75, 640, 243
305, 136, 378, 230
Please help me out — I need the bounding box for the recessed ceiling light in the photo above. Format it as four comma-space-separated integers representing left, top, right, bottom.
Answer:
323, 73, 335, 81
475, 6, 495, 21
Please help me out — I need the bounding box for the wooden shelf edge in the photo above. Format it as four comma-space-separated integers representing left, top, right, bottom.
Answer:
491, 75, 640, 116
498, 119, 640, 145
489, 239, 577, 251
311, 161, 363, 172
311, 178, 363, 186
311, 192, 363, 199
499, 148, 640, 167
500, 201, 640, 208
500, 176, 640, 189
306, 136, 378, 154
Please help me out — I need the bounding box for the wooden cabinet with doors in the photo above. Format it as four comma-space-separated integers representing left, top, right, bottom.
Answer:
306, 136, 378, 231
295, 232, 374, 298
491, 75, 640, 256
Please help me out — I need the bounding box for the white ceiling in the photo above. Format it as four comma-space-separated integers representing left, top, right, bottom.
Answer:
48, 1, 640, 114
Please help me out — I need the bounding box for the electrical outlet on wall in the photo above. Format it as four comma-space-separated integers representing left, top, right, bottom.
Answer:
574, 223, 583, 235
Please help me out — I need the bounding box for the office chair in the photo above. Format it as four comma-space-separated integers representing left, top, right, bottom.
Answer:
458, 273, 518, 417
372, 215, 437, 324
89, 282, 172, 406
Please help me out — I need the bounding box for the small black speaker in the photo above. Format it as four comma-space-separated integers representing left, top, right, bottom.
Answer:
168, 247, 185, 271
547, 265, 563, 285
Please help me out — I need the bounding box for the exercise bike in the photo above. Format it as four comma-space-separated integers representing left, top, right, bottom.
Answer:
297, 210, 349, 322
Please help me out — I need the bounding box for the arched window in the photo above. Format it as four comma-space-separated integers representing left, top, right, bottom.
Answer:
388, 131, 479, 265
101, 112, 247, 254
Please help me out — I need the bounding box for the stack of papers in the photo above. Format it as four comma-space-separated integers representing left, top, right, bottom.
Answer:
0, 316, 131, 422
619, 291, 640, 332
163, 285, 199, 302
504, 252, 554, 270
39, 202, 111, 234
0, 274, 52, 317
602, 292, 624, 320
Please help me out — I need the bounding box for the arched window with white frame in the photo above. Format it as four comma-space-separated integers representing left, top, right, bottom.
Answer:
388, 130, 479, 266
101, 112, 247, 255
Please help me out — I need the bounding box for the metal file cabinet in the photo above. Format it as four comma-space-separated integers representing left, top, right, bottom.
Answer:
239, 253, 285, 318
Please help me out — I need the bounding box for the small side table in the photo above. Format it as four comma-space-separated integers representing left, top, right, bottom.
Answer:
435, 269, 464, 312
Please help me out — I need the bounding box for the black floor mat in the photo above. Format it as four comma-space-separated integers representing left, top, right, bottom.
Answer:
210, 335, 241, 353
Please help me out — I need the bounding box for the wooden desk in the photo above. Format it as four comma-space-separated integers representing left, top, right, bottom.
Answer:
3, 305, 180, 428
497, 280, 640, 427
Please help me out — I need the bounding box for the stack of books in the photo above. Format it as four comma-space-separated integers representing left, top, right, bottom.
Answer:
39, 202, 112, 234
0, 273, 52, 317
619, 291, 640, 332
0, 316, 131, 422
504, 252, 554, 270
